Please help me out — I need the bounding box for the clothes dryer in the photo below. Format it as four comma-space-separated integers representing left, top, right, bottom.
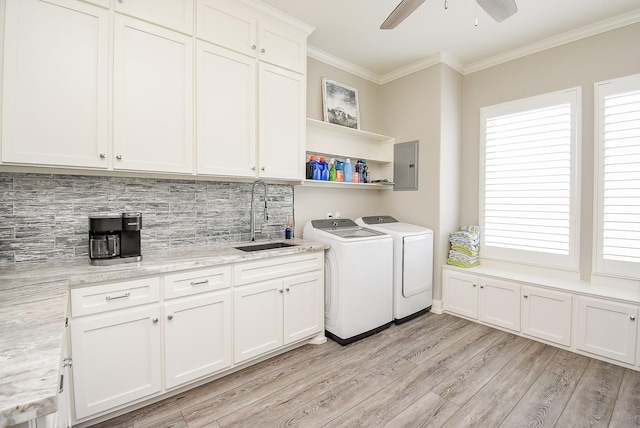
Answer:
356, 216, 433, 323
303, 219, 393, 345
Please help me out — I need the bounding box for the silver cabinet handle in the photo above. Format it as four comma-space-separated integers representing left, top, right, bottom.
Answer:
261, 48, 265, 54
168, 314, 174, 320
480, 285, 484, 289
279, 289, 284, 294
252, 166, 256, 171
152, 317, 158, 323
251, 44, 256, 50
524, 295, 529, 299
285, 288, 290, 292
190, 279, 209, 286
472, 284, 476, 287
106, 291, 130, 301
99, 153, 106, 159
631, 316, 636, 321
261, 167, 265, 171
116, 155, 122, 160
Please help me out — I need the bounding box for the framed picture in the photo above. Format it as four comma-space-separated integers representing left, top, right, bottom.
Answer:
322, 78, 360, 129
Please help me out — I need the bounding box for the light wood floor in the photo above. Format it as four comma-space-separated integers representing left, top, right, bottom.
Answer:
90, 312, 640, 428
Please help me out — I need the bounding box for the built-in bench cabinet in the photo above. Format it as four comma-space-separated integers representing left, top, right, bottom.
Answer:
68, 252, 324, 424
443, 266, 640, 370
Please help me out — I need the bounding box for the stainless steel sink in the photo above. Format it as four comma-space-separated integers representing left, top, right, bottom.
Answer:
234, 242, 297, 252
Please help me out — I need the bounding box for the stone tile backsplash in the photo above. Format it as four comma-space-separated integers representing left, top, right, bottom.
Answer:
0, 172, 294, 264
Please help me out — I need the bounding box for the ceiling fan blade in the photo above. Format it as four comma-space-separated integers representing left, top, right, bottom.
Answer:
476, 0, 518, 22
380, 0, 426, 29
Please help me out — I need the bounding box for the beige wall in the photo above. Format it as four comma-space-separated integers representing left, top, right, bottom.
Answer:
461, 22, 640, 278
295, 58, 384, 237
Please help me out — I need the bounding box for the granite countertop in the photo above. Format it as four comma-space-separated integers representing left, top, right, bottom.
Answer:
0, 239, 328, 427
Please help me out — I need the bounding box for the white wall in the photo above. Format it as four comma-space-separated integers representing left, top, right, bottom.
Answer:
461, 22, 640, 278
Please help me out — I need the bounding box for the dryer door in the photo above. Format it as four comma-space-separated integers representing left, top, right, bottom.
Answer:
402, 234, 433, 297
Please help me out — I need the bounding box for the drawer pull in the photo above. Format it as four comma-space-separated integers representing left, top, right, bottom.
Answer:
524, 295, 529, 299
631, 316, 636, 321
190, 279, 209, 286
106, 291, 131, 301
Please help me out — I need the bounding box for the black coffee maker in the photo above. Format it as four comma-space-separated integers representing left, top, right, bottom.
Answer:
89, 212, 142, 265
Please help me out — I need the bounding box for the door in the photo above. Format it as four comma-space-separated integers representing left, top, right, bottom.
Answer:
478, 278, 520, 332
522, 286, 572, 346
197, 0, 258, 57
284, 272, 323, 344
196, 41, 256, 177
233, 280, 283, 363
443, 270, 478, 319
113, 15, 193, 173
2, 0, 108, 168
115, 0, 194, 34
258, 63, 306, 180
70, 306, 162, 420
402, 234, 433, 297
258, 21, 306, 73
164, 291, 232, 389
577, 296, 637, 364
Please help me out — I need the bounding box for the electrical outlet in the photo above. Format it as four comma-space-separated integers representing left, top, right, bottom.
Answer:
326, 212, 333, 219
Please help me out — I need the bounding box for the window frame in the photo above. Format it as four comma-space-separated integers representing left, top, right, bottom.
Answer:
479, 87, 581, 271
593, 73, 640, 280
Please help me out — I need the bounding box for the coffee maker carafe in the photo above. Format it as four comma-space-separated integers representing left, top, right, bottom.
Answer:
89, 212, 142, 265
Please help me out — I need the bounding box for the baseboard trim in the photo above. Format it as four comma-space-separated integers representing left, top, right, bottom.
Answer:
431, 299, 444, 314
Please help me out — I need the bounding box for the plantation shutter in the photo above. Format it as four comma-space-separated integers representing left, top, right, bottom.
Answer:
480, 88, 579, 269
596, 74, 640, 278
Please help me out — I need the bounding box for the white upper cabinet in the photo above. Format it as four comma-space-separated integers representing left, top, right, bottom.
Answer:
113, 15, 194, 174
196, 41, 257, 177
197, 0, 257, 57
197, 0, 308, 74
258, 20, 307, 74
1, 0, 109, 169
258, 63, 306, 179
115, 0, 195, 34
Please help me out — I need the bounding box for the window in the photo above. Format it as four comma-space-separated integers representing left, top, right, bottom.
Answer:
479, 88, 580, 270
595, 73, 640, 279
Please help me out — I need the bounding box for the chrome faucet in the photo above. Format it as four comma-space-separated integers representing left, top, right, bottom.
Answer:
250, 180, 268, 241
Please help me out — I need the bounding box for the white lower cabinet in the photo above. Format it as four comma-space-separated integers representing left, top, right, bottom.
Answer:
443, 270, 478, 319
479, 278, 521, 332
70, 305, 162, 420
164, 290, 232, 389
522, 286, 572, 346
577, 296, 638, 365
234, 253, 324, 364
69, 252, 324, 423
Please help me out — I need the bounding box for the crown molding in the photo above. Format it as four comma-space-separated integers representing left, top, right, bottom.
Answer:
307, 47, 383, 84
463, 9, 640, 74
307, 9, 640, 84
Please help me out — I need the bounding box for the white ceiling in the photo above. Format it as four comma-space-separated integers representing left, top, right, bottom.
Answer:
260, 0, 640, 81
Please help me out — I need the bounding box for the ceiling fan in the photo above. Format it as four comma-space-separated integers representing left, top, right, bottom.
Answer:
381, 0, 518, 29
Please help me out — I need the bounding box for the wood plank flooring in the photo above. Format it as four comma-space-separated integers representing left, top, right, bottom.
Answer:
89, 313, 640, 428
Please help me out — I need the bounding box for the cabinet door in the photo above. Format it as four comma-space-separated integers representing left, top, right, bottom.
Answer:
115, 0, 194, 34
70, 306, 161, 420
479, 278, 521, 332
234, 280, 283, 364
258, 63, 306, 180
284, 271, 323, 344
577, 297, 638, 364
196, 41, 257, 177
113, 16, 193, 174
197, 0, 257, 57
164, 291, 232, 389
522, 286, 572, 346
2, 0, 108, 169
443, 270, 478, 319
258, 21, 306, 74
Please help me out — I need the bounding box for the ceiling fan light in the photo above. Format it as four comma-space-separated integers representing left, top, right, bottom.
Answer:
476, 0, 518, 22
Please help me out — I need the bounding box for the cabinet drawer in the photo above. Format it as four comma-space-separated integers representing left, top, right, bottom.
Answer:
234, 252, 323, 286
71, 277, 160, 317
164, 266, 232, 299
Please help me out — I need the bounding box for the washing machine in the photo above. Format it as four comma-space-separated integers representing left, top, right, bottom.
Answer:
356, 216, 433, 324
303, 218, 393, 345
